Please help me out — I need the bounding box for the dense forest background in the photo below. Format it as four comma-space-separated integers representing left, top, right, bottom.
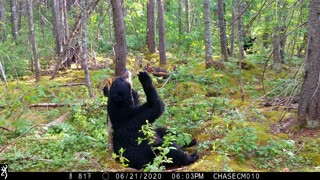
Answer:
0, 0, 320, 172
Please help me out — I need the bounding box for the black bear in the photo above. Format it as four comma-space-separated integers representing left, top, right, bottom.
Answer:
243, 36, 256, 53
107, 69, 199, 169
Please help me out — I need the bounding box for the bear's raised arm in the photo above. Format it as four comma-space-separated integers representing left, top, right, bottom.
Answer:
137, 71, 165, 122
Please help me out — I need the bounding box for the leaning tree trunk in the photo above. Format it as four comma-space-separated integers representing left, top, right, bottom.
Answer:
146, 0, 156, 53
204, 0, 213, 69
111, 0, 127, 76
157, 0, 167, 65
218, 0, 228, 61
10, 0, 18, 43
298, 0, 320, 128
80, 0, 94, 98
27, 0, 40, 82
0, 0, 6, 41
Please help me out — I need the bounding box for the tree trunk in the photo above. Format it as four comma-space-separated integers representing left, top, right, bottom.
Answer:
218, 0, 228, 61
146, 0, 156, 53
0, 0, 6, 41
298, 0, 320, 128
262, 16, 271, 48
273, 26, 285, 72
17, 0, 24, 31
185, 0, 190, 33
60, 0, 69, 46
80, 0, 94, 98
10, 0, 18, 43
52, 0, 63, 58
27, 0, 41, 82
157, 0, 167, 65
237, 0, 245, 102
204, 0, 213, 69
111, 0, 127, 76
178, 0, 182, 46
237, 0, 244, 60
230, 0, 236, 57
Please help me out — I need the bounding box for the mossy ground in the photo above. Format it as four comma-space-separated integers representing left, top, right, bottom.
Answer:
0, 53, 319, 172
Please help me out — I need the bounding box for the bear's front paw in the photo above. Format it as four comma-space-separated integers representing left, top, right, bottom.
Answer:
138, 71, 152, 85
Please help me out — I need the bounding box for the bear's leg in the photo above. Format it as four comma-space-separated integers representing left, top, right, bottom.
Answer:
165, 144, 199, 167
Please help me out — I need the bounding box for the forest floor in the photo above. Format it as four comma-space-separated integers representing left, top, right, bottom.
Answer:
0, 52, 319, 172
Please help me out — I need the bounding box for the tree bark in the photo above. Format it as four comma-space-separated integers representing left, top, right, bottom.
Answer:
185, 0, 190, 33
52, 0, 63, 58
230, 0, 236, 57
157, 0, 167, 65
0, 0, 6, 41
298, 0, 320, 128
204, 0, 213, 69
237, 0, 244, 60
273, 25, 286, 72
262, 16, 271, 48
111, 0, 127, 76
178, 0, 182, 45
237, 0, 245, 102
146, 0, 156, 53
80, 0, 94, 98
27, 0, 41, 82
60, 0, 69, 46
218, 0, 228, 61
10, 0, 18, 43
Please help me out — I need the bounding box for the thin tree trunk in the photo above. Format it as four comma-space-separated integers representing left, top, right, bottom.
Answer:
158, 0, 167, 65
60, 0, 69, 46
52, 0, 63, 58
80, 0, 94, 98
237, 0, 244, 60
17, 0, 24, 31
0, 0, 6, 41
218, 0, 228, 61
237, 0, 245, 102
111, 0, 127, 76
27, 0, 40, 82
185, 0, 190, 33
298, 0, 320, 128
178, 0, 182, 46
10, 0, 18, 43
204, 0, 213, 69
146, 0, 156, 53
273, 25, 285, 72
230, 0, 236, 57
262, 16, 271, 48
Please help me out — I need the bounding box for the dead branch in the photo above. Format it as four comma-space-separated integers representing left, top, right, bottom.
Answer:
50, 82, 86, 88
28, 103, 81, 108
0, 124, 43, 153
0, 126, 11, 131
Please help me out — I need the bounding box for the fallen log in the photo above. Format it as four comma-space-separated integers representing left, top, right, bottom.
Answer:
28, 103, 81, 108
44, 112, 71, 129
50, 83, 86, 88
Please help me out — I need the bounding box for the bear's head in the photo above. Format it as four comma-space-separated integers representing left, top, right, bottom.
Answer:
108, 69, 135, 107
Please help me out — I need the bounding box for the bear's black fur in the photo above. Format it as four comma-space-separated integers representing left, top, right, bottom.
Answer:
107, 71, 199, 169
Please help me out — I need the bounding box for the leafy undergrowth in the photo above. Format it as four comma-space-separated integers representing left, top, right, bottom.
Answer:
0, 53, 319, 172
